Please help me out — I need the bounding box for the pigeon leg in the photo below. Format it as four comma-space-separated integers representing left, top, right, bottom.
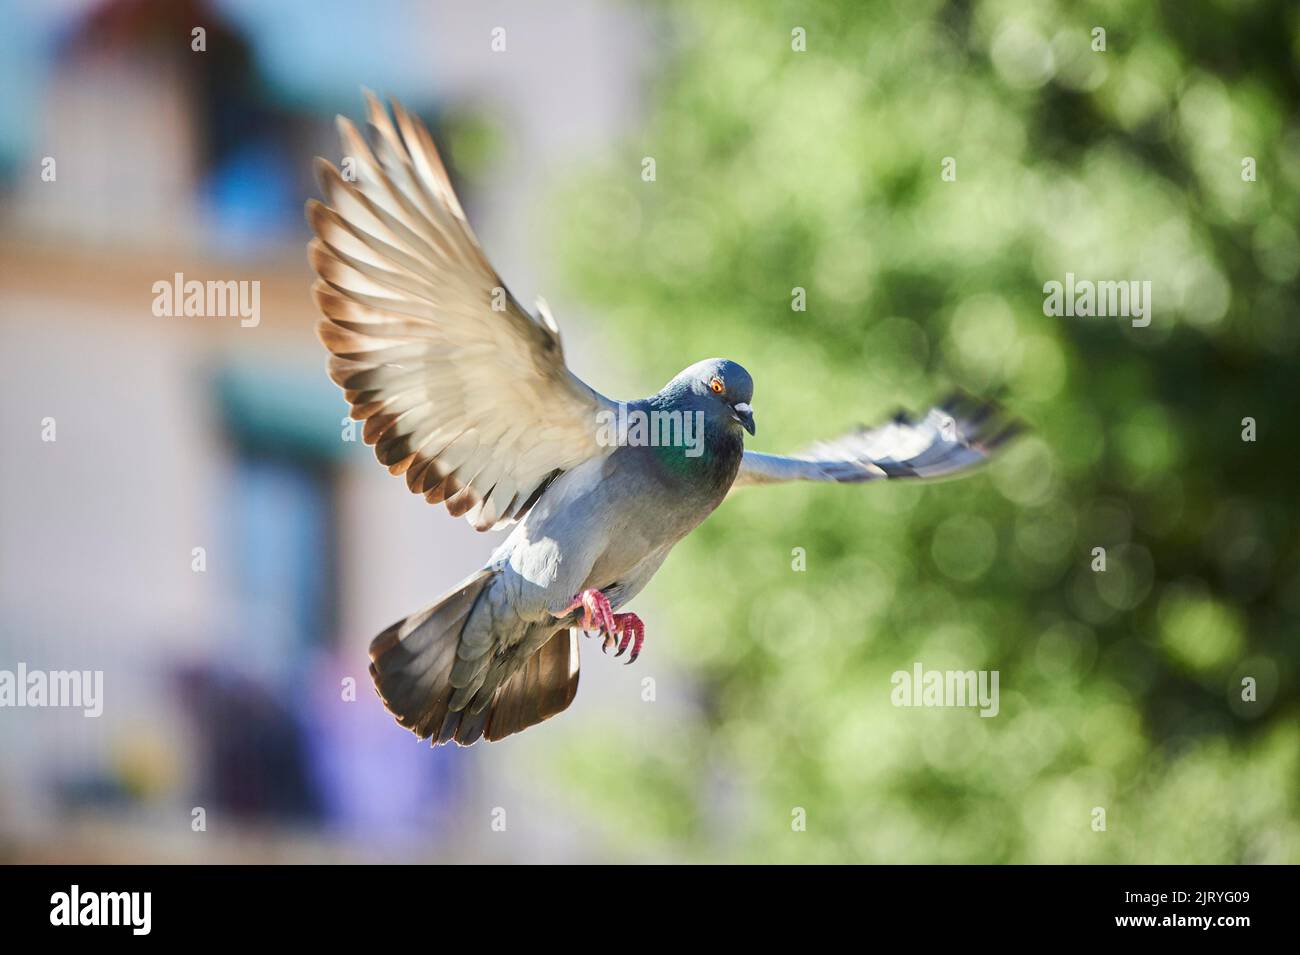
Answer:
553, 592, 644, 661
554, 588, 617, 636
612, 612, 645, 664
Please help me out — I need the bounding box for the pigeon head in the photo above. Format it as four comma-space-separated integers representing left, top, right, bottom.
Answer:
667, 358, 755, 436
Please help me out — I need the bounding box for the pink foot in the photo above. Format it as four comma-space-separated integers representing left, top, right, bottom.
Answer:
552, 592, 647, 664
554, 588, 616, 636
612, 612, 645, 665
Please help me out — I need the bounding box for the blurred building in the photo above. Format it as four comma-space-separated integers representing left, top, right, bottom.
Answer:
0, 0, 655, 862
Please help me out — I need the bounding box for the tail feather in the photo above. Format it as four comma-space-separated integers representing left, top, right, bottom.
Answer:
483, 628, 580, 742
368, 570, 581, 746
368, 569, 491, 738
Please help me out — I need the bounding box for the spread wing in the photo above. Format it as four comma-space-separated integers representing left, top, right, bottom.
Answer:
731, 394, 1020, 491
307, 93, 614, 530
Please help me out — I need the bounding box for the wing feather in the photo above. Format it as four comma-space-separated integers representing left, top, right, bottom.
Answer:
308, 94, 614, 530
732, 394, 1020, 491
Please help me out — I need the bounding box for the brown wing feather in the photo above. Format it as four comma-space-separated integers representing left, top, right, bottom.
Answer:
307, 92, 614, 531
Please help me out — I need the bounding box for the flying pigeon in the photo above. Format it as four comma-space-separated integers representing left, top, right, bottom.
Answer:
306, 94, 1019, 746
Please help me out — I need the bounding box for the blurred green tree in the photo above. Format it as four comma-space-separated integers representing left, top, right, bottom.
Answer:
548, 0, 1299, 862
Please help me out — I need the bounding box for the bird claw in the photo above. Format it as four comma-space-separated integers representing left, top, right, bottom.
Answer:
556, 588, 616, 635
612, 612, 645, 664
552, 591, 646, 664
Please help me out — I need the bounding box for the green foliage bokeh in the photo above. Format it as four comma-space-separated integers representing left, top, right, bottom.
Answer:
546, 0, 1300, 862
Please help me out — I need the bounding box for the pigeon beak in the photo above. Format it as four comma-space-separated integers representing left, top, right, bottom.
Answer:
732, 402, 756, 436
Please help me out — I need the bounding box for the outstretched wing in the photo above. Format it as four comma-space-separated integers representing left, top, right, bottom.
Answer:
731, 394, 1020, 491
307, 93, 614, 530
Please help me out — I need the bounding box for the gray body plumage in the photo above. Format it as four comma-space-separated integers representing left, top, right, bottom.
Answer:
309, 95, 1019, 745
495, 374, 749, 620
435, 369, 748, 742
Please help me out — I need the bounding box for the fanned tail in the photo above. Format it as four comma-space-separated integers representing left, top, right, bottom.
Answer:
368, 571, 580, 745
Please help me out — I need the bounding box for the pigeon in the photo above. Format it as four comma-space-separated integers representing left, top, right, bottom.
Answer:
306, 93, 1020, 745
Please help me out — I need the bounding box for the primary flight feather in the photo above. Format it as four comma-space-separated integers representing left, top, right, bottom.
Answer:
307, 93, 1019, 745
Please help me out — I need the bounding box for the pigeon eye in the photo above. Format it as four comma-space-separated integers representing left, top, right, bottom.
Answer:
709, 377, 725, 394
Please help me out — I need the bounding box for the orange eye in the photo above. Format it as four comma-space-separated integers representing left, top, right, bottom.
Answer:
709, 378, 725, 394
